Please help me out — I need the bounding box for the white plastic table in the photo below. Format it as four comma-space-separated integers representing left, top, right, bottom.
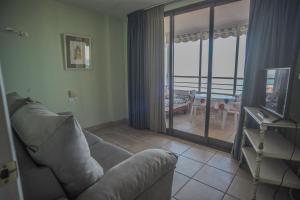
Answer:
193, 94, 237, 129
195, 93, 236, 101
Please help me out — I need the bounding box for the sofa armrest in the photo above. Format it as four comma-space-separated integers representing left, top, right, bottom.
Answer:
76, 149, 177, 200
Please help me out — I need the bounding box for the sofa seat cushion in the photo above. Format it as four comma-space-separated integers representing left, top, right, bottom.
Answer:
84, 130, 103, 148
90, 140, 132, 172
11, 103, 103, 198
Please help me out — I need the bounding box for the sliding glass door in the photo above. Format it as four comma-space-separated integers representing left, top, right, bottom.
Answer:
165, 0, 249, 148
172, 8, 210, 137
209, 1, 249, 143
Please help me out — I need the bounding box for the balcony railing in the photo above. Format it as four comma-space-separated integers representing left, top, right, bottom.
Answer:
172, 75, 244, 96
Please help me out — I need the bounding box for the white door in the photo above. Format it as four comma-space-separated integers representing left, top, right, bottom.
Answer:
0, 65, 24, 200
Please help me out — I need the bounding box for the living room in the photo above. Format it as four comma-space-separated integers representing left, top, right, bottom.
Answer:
0, 0, 300, 200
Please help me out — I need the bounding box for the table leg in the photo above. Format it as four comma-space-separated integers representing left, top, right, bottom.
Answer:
251, 125, 266, 200
239, 132, 246, 167
234, 112, 238, 131
239, 112, 248, 167
221, 110, 227, 130
251, 152, 262, 200
190, 106, 194, 122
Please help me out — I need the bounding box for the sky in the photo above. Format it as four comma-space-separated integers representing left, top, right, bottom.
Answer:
173, 35, 246, 78
165, 35, 247, 95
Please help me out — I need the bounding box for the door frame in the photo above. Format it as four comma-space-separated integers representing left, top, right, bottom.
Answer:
0, 64, 24, 200
165, 0, 241, 151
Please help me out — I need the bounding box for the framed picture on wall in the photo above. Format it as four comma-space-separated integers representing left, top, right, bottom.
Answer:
64, 34, 91, 70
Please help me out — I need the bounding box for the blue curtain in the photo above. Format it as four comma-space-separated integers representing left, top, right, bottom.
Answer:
128, 11, 147, 129
232, 0, 300, 159
127, 7, 166, 132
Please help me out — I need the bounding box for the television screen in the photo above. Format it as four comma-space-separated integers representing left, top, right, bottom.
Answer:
263, 68, 291, 118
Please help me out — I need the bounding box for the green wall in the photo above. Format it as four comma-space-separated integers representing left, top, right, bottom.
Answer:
0, 0, 127, 127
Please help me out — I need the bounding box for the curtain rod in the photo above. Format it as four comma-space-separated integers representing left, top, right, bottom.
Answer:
143, 0, 182, 11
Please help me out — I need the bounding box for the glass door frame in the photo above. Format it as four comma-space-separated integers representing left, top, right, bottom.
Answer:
165, 0, 241, 150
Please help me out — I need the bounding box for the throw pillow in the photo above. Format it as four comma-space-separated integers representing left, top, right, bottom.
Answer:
11, 102, 103, 198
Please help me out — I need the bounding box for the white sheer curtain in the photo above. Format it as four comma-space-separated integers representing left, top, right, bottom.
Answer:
145, 6, 166, 133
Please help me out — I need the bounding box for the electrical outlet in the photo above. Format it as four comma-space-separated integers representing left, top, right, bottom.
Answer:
68, 97, 77, 102
68, 90, 78, 102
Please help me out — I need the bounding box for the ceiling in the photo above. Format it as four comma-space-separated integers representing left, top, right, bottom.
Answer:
58, 0, 175, 17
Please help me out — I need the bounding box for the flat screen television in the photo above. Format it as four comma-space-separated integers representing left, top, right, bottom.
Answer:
262, 67, 291, 119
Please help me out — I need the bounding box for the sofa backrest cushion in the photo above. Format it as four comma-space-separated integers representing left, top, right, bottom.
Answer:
6, 92, 30, 116
11, 102, 103, 198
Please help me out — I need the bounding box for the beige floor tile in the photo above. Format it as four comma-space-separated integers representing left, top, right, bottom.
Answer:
163, 141, 191, 155
207, 153, 238, 174
175, 179, 224, 200
236, 165, 252, 180
192, 144, 218, 153
175, 156, 204, 177
182, 146, 215, 163
193, 165, 234, 192
223, 194, 239, 200
228, 176, 291, 200
101, 132, 144, 150
123, 142, 158, 154
227, 176, 253, 200
216, 150, 232, 158
171, 137, 196, 146
256, 184, 291, 200
172, 172, 190, 196
98, 133, 125, 147
141, 134, 171, 147
114, 127, 149, 139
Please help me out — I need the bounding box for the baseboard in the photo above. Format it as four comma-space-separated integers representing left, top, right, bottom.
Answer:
86, 118, 128, 132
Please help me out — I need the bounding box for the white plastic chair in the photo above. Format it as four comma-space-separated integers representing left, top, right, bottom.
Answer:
190, 98, 206, 123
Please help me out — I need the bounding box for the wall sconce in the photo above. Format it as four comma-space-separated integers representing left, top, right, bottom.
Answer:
1, 27, 29, 38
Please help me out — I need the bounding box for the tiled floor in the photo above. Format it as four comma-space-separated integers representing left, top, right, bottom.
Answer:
90, 124, 291, 200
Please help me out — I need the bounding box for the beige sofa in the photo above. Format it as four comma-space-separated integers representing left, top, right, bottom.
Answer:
8, 94, 177, 200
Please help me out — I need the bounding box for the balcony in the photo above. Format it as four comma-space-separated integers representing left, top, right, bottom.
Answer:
165, 76, 243, 143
